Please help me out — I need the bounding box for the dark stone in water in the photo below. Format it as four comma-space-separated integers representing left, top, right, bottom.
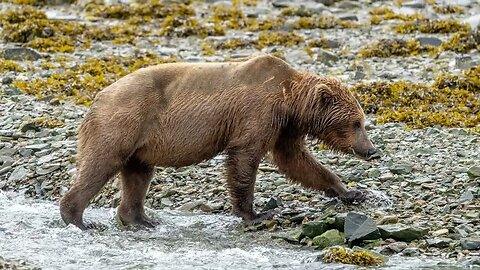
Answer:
344, 212, 381, 243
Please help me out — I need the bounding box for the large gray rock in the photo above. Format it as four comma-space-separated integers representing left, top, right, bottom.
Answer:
378, 224, 429, 242
301, 221, 329, 238
344, 212, 381, 242
3, 48, 42, 61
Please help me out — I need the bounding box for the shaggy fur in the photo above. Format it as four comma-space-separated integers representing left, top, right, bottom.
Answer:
59, 54, 376, 230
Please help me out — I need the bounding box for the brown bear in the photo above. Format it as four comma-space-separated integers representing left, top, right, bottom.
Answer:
59, 54, 377, 230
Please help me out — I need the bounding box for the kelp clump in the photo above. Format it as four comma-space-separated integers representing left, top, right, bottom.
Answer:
293, 15, 360, 29
352, 66, 480, 128
12, 53, 177, 106
441, 30, 480, 53
86, 1, 195, 21
22, 117, 65, 131
322, 247, 384, 267
368, 7, 425, 25
432, 4, 464, 14
395, 18, 469, 33
160, 16, 225, 37
358, 38, 438, 58
0, 59, 24, 72
256, 31, 304, 48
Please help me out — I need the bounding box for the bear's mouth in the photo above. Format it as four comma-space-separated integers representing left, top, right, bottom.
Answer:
350, 147, 380, 161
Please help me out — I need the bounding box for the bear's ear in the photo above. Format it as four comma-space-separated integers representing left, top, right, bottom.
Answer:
316, 84, 334, 105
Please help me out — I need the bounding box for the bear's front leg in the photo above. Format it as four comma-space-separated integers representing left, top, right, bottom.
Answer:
272, 133, 366, 204
225, 150, 275, 224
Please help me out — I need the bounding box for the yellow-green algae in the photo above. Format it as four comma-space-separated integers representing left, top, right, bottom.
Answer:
358, 38, 438, 58
395, 18, 470, 34
256, 31, 304, 48
22, 117, 65, 129
86, 1, 195, 20
0, 59, 24, 72
323, 247, 384, 266
293, 15, 361, 30
441, 30, 480, 53
12, 53, 177, 106
352, 65, 480, 129
368, 7, 425, 25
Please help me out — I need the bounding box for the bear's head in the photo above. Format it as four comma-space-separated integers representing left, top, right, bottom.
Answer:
288, 73, 377, 160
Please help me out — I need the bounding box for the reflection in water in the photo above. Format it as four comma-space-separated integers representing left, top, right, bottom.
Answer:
0, 191, 465, 270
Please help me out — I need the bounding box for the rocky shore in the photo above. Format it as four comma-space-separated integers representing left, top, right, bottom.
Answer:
1, 0, 479, 268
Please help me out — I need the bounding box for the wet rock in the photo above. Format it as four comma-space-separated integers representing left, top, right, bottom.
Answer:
262, 197, 283, 212
460, 238, 480, 250
312, 229, 345, 249
333, 213, 347, 230
467, 166, 480, 178
402, 247, 420, 256
339, 14, 358, 21
8, 166, 29, 183
301, 221, 329, 238
3, 48, 42, 61
464, 257, 480, 267
24, 144, 49, 152
378, 241, 408, 255
344, 212, 381, 243
417, 37, 442, 47
389, 163, 413, 175
378, 224, 428, 242
426, 238, 453, 248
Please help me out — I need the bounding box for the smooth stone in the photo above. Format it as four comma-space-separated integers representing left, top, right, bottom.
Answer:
390, 163, 413, 175
312, 229, 345, 249
459, 189, 474, 203
378, 224, 429, 242
7, 166, 29, 182
431, 228, 449, 237
467, 166, 480, 178
36, 165, 60, 175
417, 37, 442, 47
460, 238, 480, 250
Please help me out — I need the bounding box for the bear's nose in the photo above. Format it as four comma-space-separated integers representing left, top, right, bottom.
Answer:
367, 148, 377, 157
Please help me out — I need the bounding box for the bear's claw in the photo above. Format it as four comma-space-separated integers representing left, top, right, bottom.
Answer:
339, 189, 367, 205
242, 210, 279, 226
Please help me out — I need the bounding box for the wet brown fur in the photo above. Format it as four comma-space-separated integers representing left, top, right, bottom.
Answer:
59, 54, 370, 229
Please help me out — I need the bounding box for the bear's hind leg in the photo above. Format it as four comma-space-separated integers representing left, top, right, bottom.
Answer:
117, 157, 156, 228
60, 156, 123, 230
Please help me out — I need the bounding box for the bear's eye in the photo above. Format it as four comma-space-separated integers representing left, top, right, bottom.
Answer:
353, 121, 361, 129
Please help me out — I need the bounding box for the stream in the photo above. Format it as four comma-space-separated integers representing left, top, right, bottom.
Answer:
0, 190, 470, 270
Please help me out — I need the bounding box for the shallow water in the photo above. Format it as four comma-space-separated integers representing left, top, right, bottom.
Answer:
0, 191, 469, 270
